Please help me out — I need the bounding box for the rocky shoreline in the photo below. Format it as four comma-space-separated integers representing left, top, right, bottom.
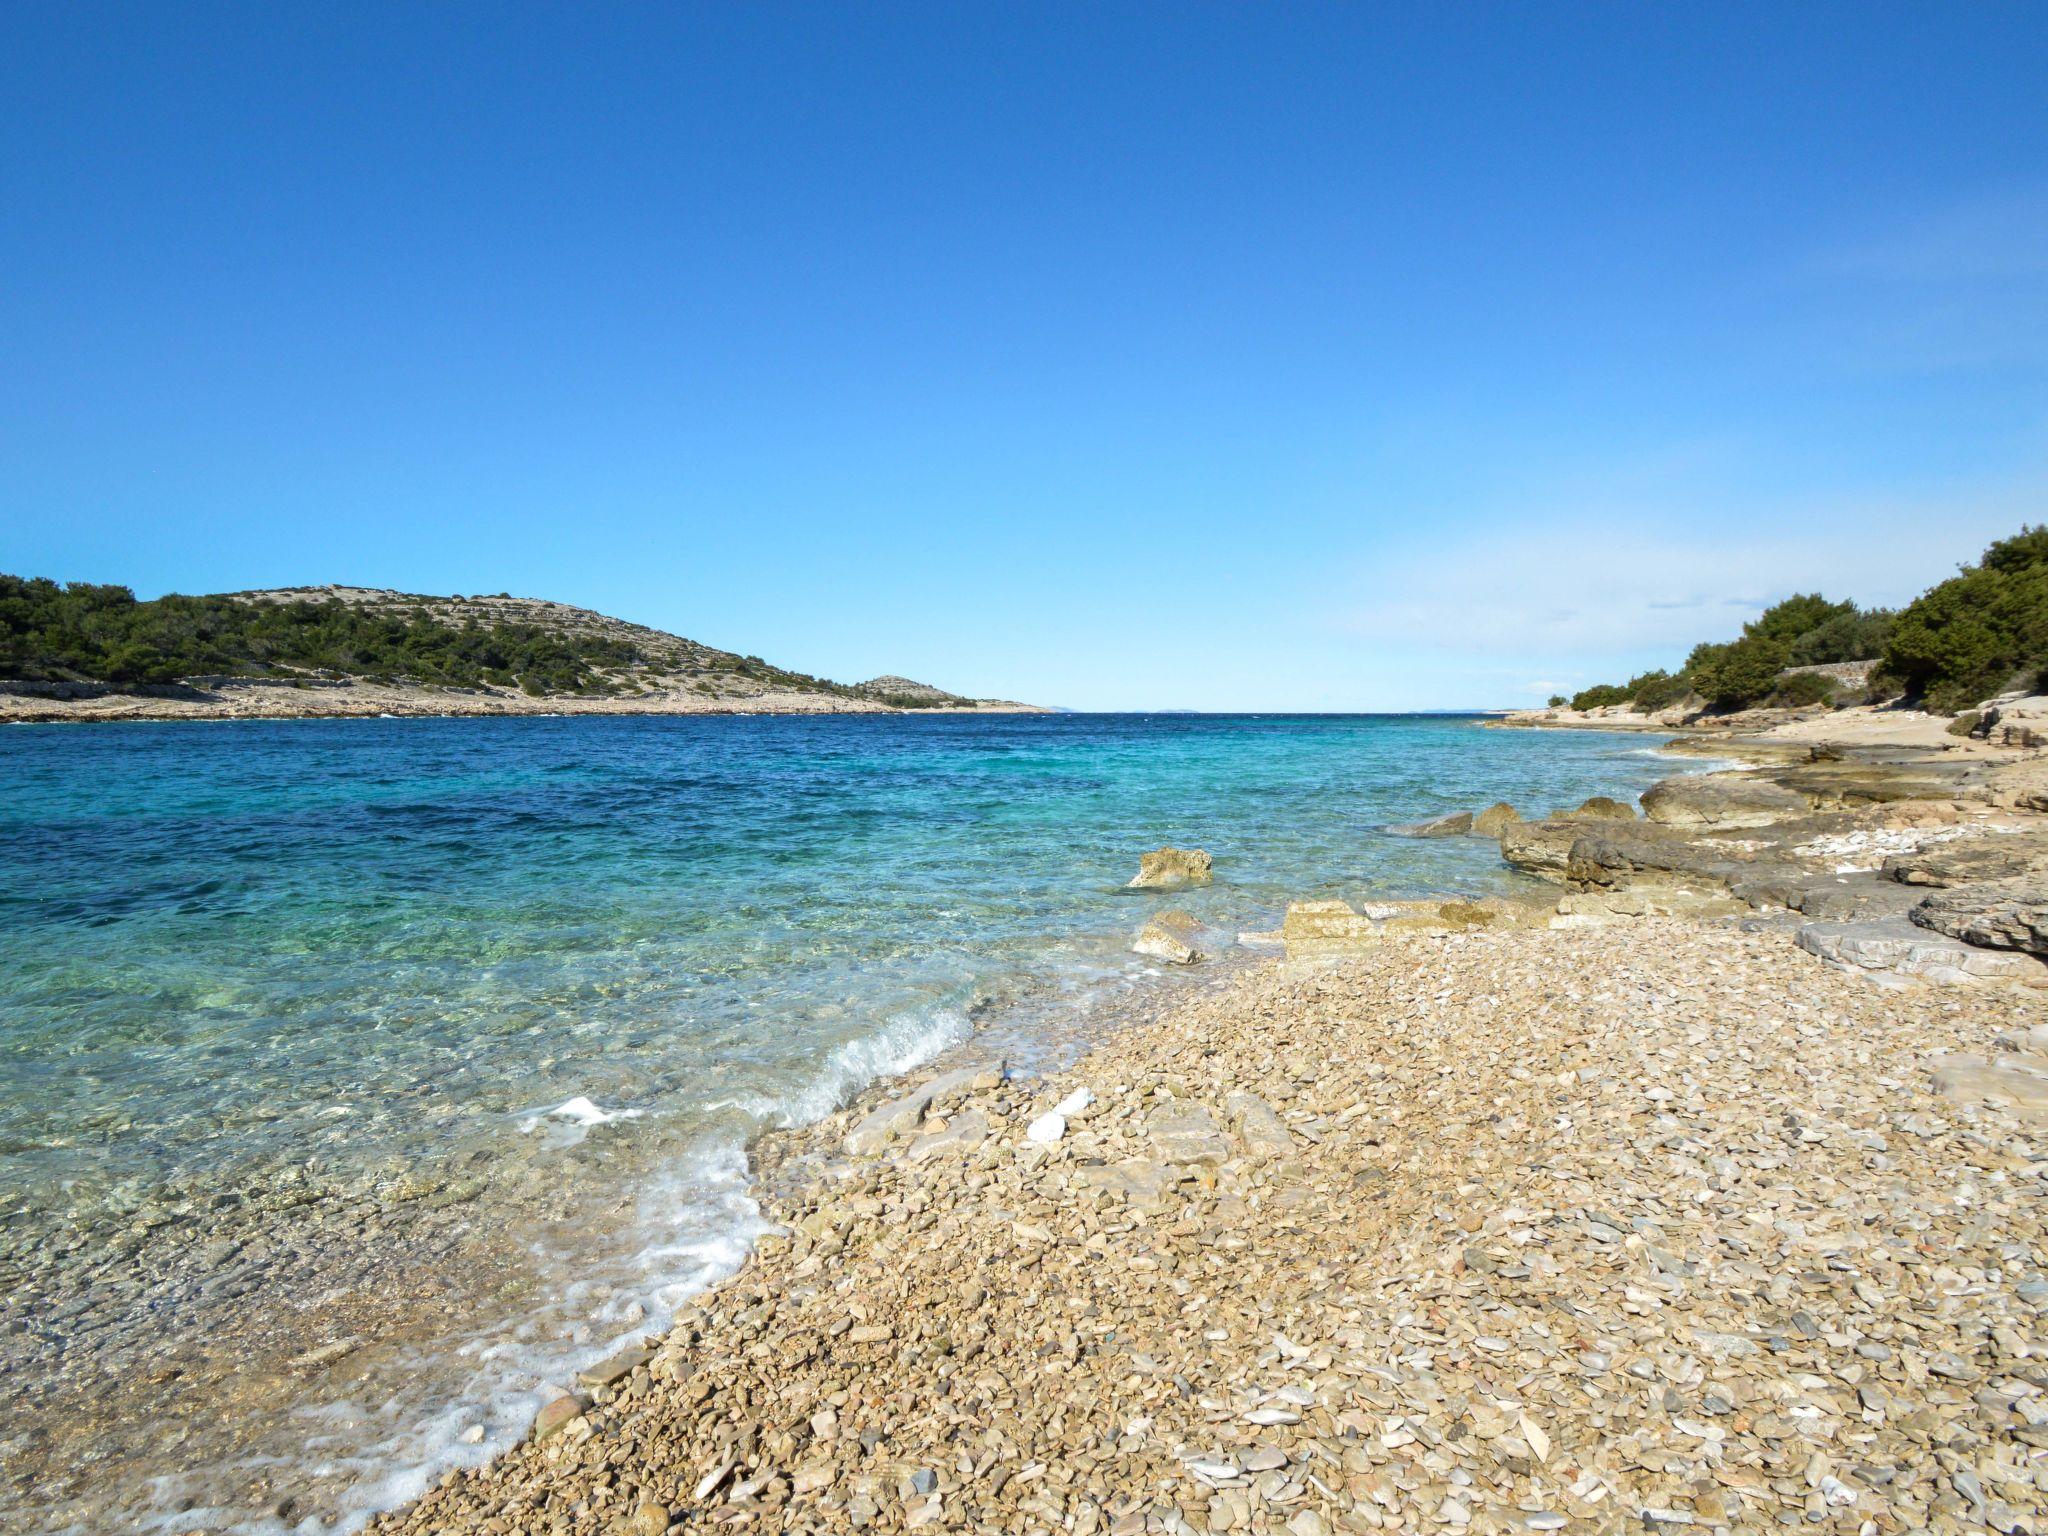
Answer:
0, 679, 1048, 723
361, 732, 2048, 1536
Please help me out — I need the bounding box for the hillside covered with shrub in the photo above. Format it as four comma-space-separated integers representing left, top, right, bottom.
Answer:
0, 578, 974, 706
1556, 526, 2048, 715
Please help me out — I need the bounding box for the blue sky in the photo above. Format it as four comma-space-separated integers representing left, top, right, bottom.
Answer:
4, 3, 2045, 709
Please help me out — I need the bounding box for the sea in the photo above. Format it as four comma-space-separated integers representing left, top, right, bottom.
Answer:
0, 712, 1688, 1534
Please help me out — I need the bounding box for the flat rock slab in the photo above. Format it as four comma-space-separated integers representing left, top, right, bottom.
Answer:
1641, 774, 1810, 828
844, 1067, 982, 1155
1927, 1051, 2048, 1124
1146, 1100, 1231, 1167
1281, 899, 1377, 960
1796, 917, 2047, 983
1885, 835, 2048, 888
1071, 1157, 1185, 1213
1910, 877, 2048, 957
903, 1108, 989, 1163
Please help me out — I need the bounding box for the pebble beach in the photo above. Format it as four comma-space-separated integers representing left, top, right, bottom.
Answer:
370, 909, 2048, 1536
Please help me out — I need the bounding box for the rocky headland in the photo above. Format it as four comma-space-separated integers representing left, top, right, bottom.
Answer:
0, 584, 1048, 722
363, 730, 2048, 1536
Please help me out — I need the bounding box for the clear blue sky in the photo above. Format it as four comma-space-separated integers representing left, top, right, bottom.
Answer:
4, 3, 2044, 709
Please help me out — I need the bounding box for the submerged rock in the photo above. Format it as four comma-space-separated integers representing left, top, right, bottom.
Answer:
1126, 847, 1212, 889
1385, 810, 1473, 838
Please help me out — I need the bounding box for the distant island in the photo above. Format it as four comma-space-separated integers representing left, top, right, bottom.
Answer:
0, 579, 1048, 722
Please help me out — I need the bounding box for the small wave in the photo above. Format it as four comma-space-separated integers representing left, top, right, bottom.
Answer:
769, 1004, 975, 1129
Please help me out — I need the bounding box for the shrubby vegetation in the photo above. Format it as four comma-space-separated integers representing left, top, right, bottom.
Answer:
1877, 525, 2048, 712
0, 577, 864, 699
1557, 526, 2048, 715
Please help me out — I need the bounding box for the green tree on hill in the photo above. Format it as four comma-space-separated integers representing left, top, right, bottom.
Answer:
1880, 525, 2048, 711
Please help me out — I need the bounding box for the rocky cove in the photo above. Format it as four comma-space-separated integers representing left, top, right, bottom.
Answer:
366, 732, 2048, 1536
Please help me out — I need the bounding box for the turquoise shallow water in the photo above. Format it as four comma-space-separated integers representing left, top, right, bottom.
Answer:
0, 712, 1684, 1533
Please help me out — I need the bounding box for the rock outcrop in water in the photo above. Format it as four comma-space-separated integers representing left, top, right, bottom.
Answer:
1131, 910, 1206, 965
1125, 847, 1212, 890
1469, 801, 1522, 836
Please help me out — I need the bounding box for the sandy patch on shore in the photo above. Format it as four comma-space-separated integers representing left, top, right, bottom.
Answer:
370, 920, 2047, 1536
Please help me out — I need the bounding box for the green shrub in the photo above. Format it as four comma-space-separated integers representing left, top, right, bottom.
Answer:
1881, 526, 2048, 711
1745, 593, 1855, 645
1769, 671, 1835, 707
1569, 683, 1631, 711
1628, 672, 1693, 712
1546, 694, 1566, 708
1788, 607, 1893, 666
1688, 634, 1790, 709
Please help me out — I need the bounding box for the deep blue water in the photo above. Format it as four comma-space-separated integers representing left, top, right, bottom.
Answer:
0, 712, 1684, 1532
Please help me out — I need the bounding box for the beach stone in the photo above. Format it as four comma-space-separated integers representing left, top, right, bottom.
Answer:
576, 1343, 651, 1389
844, 1067, 981, 1154
1225, 1092, 1293, 1160
1127, 847, 1213, 889
1146, 1100, 1229, 1167
532, 1394, 586, 1442
629, 1500, 671, 1535
1025, 1110, 1066, 1145
1641, 773, 1809, 827
1471, 801, 1523, 836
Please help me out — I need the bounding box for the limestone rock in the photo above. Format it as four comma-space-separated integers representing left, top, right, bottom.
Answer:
1553, 794, 1636, 822
844, 1067, 982, 1155
1225, 1091, 1294, 1160
1281, 899, 1376, 960
1927, 1051, 2048, 1124
1497, 820, 1582, 882
1910, 877, 2048, 957
1470, 802, 1523, 837
532, 1394, 587, 1443
904, 1109, 989, 1162
1146, 1099, 1230, 1167
1640, 773, 1809, 827
1797, 916, 2047, 981
1884, 836, 2048, 888
1132, 908, 1205, 964
1072, 1157, 1184, 1213
1126, 847, 1212, 889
